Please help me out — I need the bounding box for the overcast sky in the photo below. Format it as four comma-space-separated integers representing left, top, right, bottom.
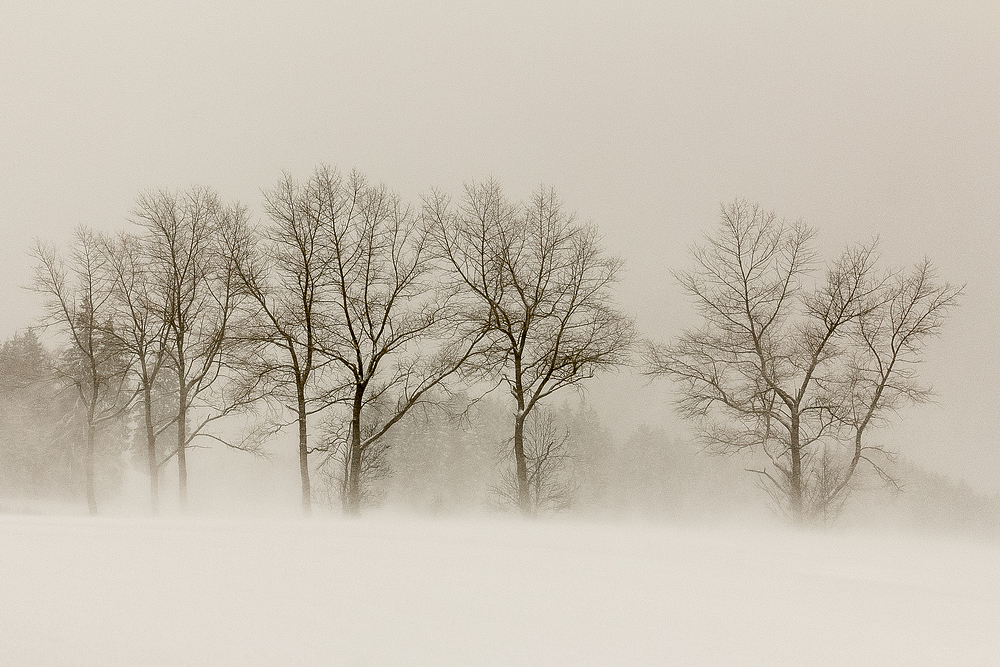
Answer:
2, 1, 998, 491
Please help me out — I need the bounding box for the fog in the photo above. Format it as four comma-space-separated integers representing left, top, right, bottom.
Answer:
2, 1, 998, 492
1, 2, 999, 664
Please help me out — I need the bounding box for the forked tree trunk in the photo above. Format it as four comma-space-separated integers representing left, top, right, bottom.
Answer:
788, 415, 803, 523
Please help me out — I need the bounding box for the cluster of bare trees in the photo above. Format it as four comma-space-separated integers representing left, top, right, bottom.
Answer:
32, 190, 247, 514
28, 167, 633, 516
21, 173, 960, 523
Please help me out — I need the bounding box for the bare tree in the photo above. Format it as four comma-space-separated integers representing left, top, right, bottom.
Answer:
220, 172, 343, 514
298, 167, 484, 515
425, 182, 634, 515
314, 412, 392, 511
818, 259, 962, 518
32, 227, 134, 514
494, 405, 579, 515
645, 201, 961, 523
102, 230, 174, 513
133, 187, 245, 509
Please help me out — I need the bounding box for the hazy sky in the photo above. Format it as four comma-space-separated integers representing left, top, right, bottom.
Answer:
2, 2, 998, 491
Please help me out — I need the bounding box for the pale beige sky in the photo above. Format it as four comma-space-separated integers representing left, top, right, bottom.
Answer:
1, 1, 998, 490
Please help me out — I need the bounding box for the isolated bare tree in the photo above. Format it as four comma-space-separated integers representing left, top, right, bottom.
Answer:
220, 172, 342, 514
494, 406, 579, 515
32, 227, 134, 514
646, 201, 960, 523
303, 167, 483, 515
133, 187, 245, 509
425, 182, 634, 515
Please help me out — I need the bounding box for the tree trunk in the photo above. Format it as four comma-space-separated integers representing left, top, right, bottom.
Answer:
85, 419, 97, 515
789, 415, 803, 523
513, 411, 531, 516
296, 382, 311, 515
143, 384, 159, 515
345, 384, 365, 515
177, 381, 188, 511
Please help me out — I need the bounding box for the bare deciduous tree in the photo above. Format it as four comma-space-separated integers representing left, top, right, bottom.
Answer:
816, 258, 962, 519
645, 201, 961, 523
32, 227, 134, 514
133, 187, 245, 509
221, 172, 344, 514
102, 231, 173, 513
494, 406, 579, 515
425, 182, 633, 515
286, 167, 483, 515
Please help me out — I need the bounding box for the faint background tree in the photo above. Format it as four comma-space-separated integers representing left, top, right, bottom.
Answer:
493, 405, 579, 515
0, 330, 80, 504
372, 391, 504, 514
313, 412, 393, 512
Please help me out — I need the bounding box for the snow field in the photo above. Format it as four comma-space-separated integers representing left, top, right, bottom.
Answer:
1, 515, 998, 666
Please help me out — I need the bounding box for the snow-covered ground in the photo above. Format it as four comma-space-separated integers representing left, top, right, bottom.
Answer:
1, 514, 997, 666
